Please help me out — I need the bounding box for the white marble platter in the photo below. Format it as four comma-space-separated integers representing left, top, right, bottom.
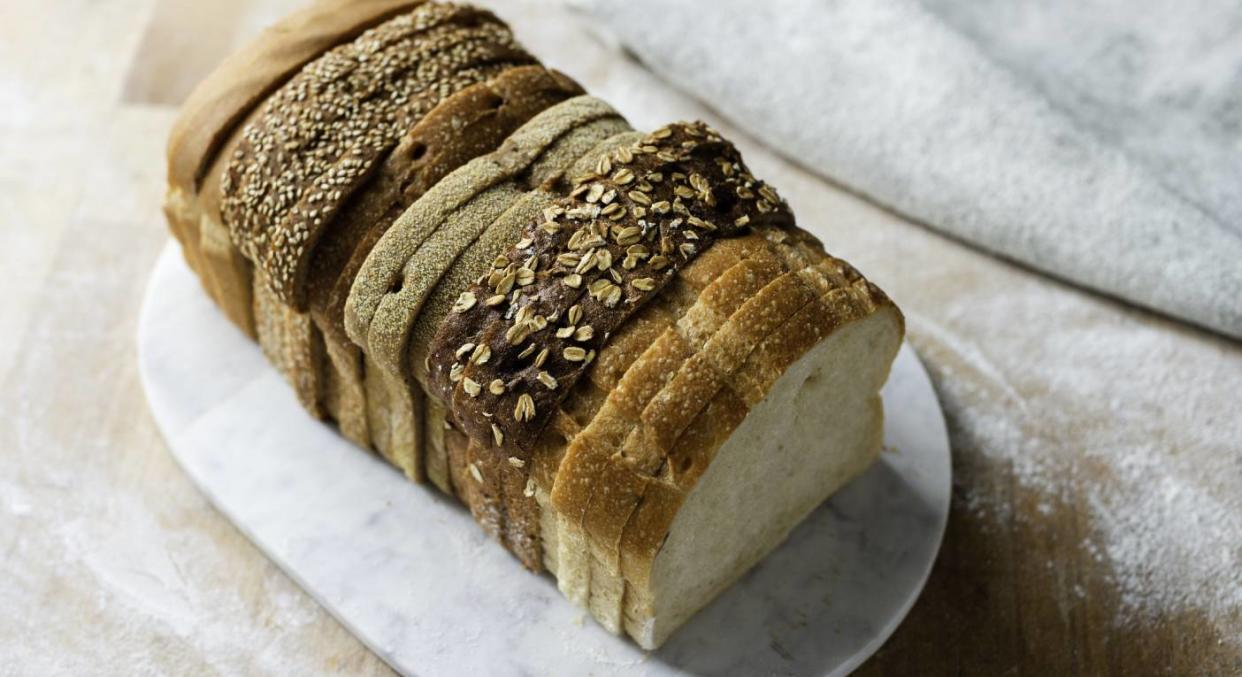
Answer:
137, 242, 951, 676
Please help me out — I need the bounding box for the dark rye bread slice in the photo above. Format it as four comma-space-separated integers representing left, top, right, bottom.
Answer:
426, 122, 793, 456
421, 132, 646, 495
435, 130, 645, 566
403, 129, 646, 387
221, 3, 537, 309
406, 129, 648, 377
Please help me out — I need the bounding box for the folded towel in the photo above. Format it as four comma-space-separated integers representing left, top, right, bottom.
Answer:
574, 0, 1242, 339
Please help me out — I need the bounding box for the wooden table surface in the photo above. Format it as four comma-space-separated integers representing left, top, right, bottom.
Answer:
3, 1, 1239, 674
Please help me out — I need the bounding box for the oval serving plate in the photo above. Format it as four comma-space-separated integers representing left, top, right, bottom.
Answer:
138, 242, 950, 676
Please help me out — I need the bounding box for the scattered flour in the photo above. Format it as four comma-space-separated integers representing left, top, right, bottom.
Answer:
908, 280, 1242, 645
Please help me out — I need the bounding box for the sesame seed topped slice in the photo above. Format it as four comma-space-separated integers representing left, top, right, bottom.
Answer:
221, 3, 536, 309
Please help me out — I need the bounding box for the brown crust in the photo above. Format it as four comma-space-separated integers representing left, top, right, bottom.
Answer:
428, 122, 794, 456
167, 0, 426, 194
221, 4, 537, 308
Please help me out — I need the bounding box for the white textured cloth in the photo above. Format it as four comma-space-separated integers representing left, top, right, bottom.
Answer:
574, 0, 1242, 339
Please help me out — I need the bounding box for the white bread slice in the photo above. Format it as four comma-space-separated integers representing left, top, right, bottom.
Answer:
629, 305, 900, 648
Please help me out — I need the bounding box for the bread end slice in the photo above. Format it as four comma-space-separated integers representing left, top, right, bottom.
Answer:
629, 303, 902, 649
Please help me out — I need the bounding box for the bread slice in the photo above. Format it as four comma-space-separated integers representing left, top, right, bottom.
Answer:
627, 303, 901, 648
252, 269, 326, 419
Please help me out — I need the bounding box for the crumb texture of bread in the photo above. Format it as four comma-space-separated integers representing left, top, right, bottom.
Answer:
636, 306, 901, 648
